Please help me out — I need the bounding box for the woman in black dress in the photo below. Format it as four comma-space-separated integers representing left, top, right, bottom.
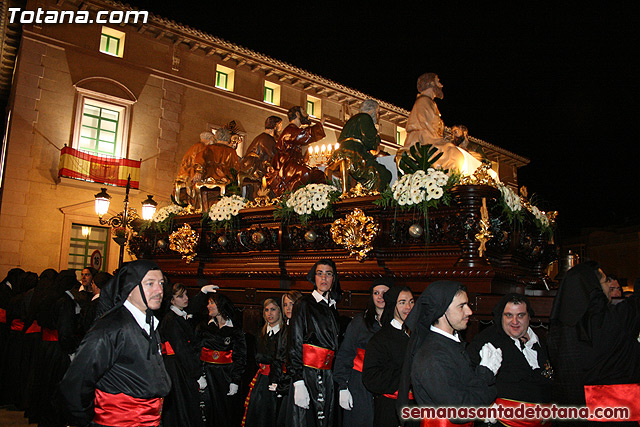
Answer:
197, 292, 247, 427
242, 298, 283, 426
333, 279, 390, 427
158, 283, 203, 427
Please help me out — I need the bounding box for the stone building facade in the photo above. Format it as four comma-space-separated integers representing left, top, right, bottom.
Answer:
0, 0, 528, 277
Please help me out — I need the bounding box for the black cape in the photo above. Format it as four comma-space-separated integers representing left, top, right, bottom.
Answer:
362, 322, 410, 427
158, 308, 203, 427
548, 263, 640, 404
287, 294, 340, 427
333, 312, 380, 427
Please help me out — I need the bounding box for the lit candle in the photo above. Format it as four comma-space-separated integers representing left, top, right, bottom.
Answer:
335, 142, 340, 151
321, 144, 326, 153
262, 176, 267, 188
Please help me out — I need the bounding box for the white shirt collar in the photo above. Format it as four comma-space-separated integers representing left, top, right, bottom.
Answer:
510, 326, 540, 369
267, 323, 280, 335
124, 299, 158, 334
170, 305, 189, 319
91, 293, 100, 301
430, 324, 461, 342
209, 317, 234, 328
5, 281, 11, 290
391, 318, 404, 330
312, 289, 336, 307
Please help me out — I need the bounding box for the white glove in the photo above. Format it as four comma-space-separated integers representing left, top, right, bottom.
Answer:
485, 402, 498, 424
227, 383, 238, 396
197, 375, 207, 390
268, 383, 278, 392
479, 342, 502, 375
339, 388, 353, 410
293, 380, 310, 409
201, 284, 219, 294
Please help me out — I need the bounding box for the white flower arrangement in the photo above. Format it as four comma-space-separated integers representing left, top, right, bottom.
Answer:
391, 169, 449, 207
530, 205, 550, 227
151, 204, 185, 222
208, 195, 247, 222
286, 184, 339, 216
497, 184, 522, 213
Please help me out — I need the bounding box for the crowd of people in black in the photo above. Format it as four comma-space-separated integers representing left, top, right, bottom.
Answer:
0, 258, 639, 427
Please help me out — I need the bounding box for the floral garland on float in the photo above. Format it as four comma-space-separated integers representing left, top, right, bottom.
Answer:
375, 144, 459, 213
274, 183, 341, 225
495, 183, 555, 239
207, 195, 247, 231
143, 203, 187, 233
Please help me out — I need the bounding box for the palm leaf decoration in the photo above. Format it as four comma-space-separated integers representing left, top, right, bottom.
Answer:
398, 143, 445, 175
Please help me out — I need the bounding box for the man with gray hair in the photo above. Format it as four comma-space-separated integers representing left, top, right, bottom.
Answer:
327, 99, 391, 191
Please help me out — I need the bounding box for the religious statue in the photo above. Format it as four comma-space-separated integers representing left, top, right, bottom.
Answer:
239, 115, 283, 197
326, 99, 391, 192
395, 73, 466, 172
266, 106, 326, 197
173, 131, 215, 208
450, 124, 487, 162
195, 128, 240, 209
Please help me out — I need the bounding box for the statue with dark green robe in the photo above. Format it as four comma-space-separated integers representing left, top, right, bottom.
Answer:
327, 100, 391, 192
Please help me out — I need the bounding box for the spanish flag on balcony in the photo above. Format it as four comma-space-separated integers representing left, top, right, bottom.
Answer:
58, 146, 140, 189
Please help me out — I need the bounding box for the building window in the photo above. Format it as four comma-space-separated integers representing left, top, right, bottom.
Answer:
263, 81, 281, 105
80, 102, 120, 156
99, 26, 125, 58
215, 64, 235, 91
72, 88, 134, 159
396, 127, 407, 145
68, 224, 109, 271
307, 95, 321, 118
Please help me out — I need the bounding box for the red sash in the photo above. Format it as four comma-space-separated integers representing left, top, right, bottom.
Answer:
302, 344, 334, 370
93, 389, 163, 426
352, 348, 365, 372
10, 319, 24, 331
495, 398, 545, 427
0, 308, 6, 323
25, 321, 41, 334
382, 390, 414, 400
584, 383, 640, 421
200, 347, 233, 364
259, 363, 271, 376
161, 341, 175, 356
42, 328, 58, 342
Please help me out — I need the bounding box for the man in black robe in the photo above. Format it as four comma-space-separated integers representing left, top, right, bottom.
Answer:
468, 294, 553, 427
362, 286, 414, 427
548, 262, 640, 421
400, 281, 502, 426
59, 260, 171, 427
288, 259, 342, 427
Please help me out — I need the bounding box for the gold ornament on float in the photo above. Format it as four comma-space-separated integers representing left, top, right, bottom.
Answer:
330, 208, 379, 261
475, 197, 492, 258
460, 161, 498, 187
169, 223, 199, 263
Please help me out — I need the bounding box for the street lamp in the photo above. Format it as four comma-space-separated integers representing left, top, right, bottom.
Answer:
93, 175, 157, 266
141, 195, 158, 221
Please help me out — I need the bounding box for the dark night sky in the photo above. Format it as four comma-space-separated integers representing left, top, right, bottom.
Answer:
128, 1, 640, 238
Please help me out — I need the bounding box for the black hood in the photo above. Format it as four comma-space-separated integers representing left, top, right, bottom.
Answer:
550, 263, 604, 327
97, 260, 161, 318
399, 280, 464, 411
380, 285, 404, 326
306, 259, 342, 303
